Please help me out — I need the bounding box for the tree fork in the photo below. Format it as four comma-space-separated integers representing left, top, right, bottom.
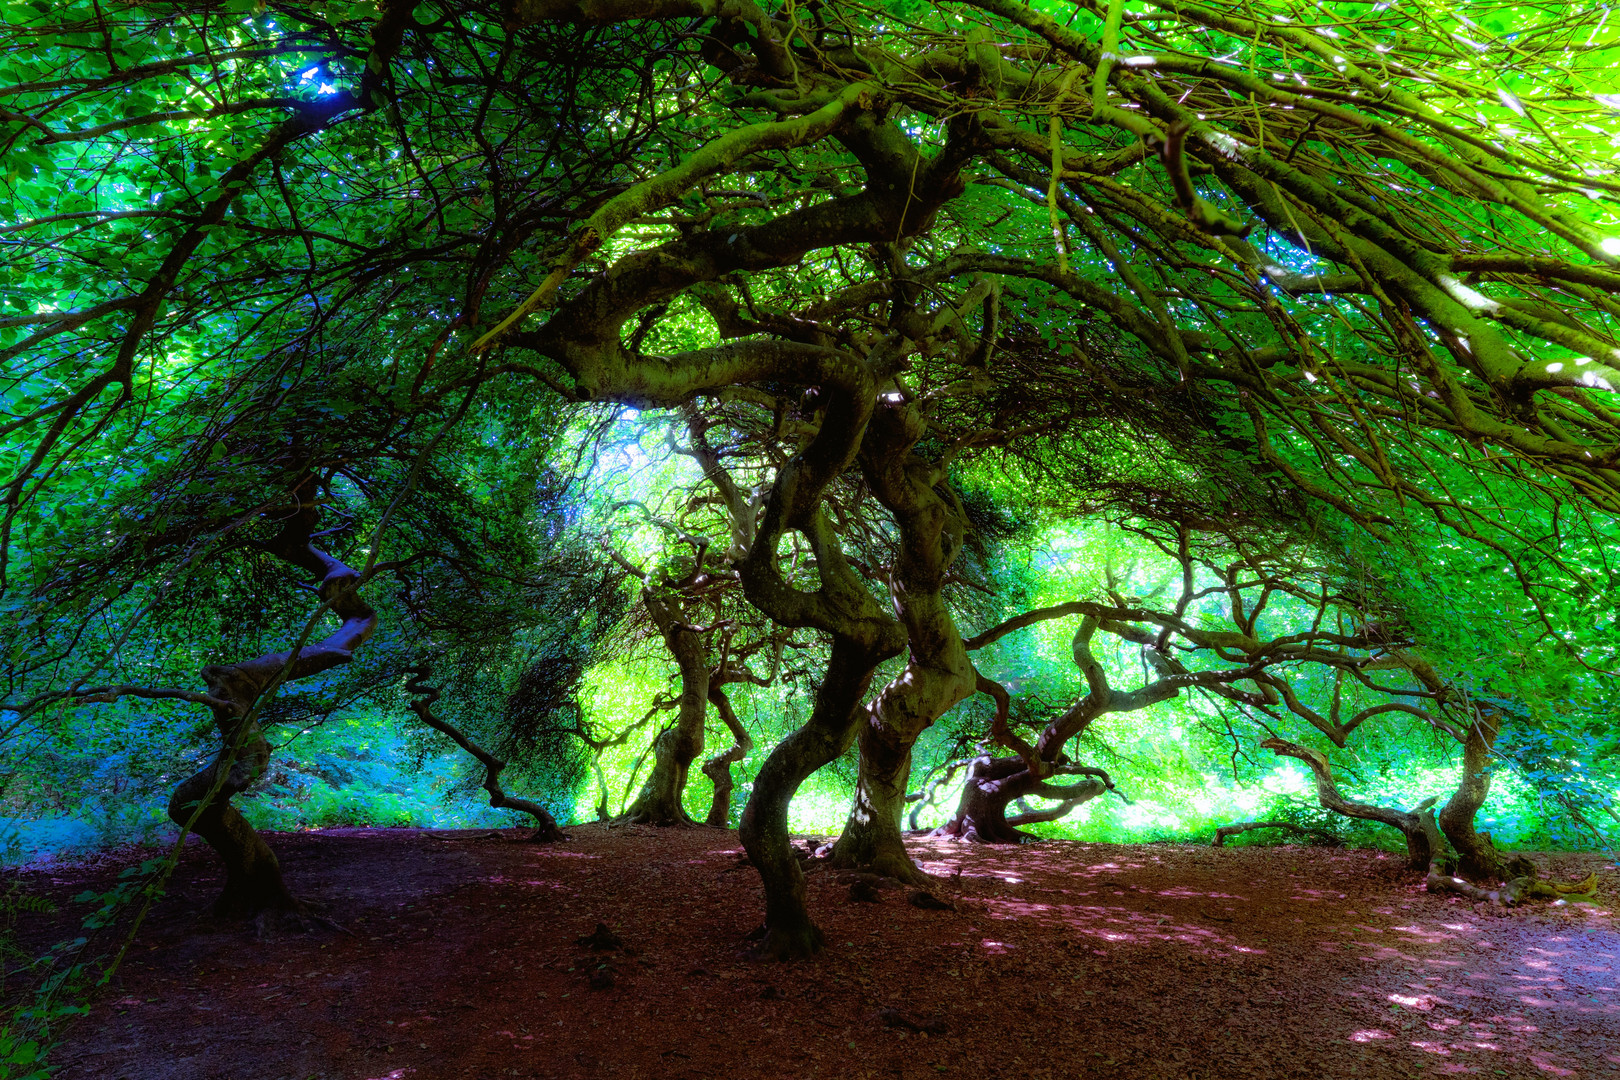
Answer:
1438, 712, 1509, 882
700, 683, 752, 827
933, 756, 1110, 845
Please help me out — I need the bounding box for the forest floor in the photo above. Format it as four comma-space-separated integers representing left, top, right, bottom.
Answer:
9, 824, 1618, 1080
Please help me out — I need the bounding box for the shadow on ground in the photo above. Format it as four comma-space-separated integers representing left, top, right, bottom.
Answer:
13, 825, 1617, 1080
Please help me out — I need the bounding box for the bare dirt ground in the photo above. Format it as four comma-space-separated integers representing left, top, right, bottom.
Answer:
11, 824, 1618, 1080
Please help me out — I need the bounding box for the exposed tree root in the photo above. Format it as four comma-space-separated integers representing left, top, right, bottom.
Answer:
617, 809, 697, 828
1425, 861, 1600, 906
878, 1008, 948, 1035
907, 889, 955, 911
825, 827, 934, 886
746, 919, 825, 962
246, 897, 355, 940
930, 812, 1029, 845
1425, 867, 1534, 906
844, 859, 932, 887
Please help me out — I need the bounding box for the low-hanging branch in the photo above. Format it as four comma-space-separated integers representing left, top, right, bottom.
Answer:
404, 665, 567, 843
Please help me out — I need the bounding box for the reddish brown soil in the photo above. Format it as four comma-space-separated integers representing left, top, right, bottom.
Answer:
12, 825, 1618, 1080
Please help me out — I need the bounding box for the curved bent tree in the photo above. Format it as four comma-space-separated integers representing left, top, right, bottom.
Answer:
405, 666, 569, 842
71, 478, 379, 917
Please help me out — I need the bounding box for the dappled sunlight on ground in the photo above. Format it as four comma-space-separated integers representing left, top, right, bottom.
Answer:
17, 827, 1617, 1080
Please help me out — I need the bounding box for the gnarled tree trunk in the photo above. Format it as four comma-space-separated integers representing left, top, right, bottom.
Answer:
827, 372, 984, 880
829, 732, 927, 883
933, 755, 1109, 844
1260, 738, 1434, 869
738, 638, 880, 960
1438, 712, 1506, 881
933, 755, 1032, 844
932, 621, 1142, 845
701, 684, 752, 827
167, 482, 377, 917
168, 680, 293, 918
623, 589, 710, 825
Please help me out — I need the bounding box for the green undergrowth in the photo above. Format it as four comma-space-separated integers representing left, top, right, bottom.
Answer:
5, 709, 1607, 867
235, 716, 523, 833
1017, 759, 1600, 853
0, 882, 86, 1080
0, 711, 546, 867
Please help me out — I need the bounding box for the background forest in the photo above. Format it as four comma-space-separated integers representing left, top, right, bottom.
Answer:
4, 437, 1613, 866
1, 3, 1619, 1066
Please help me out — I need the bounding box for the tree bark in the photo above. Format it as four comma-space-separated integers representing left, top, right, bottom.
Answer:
623, 589, 710, 825
700, 684, 752, 827
738, 638, 879, 960
827, 383, 982, 878
1260, 738, 1434, 869
167, 682, 293, 917
829, 733, 928, 883
933, 755, 1109, 844
933, 755, 1034, 843
623, 726, 698, 826
167, 482, 377, 917
1439, 712, 1505, 881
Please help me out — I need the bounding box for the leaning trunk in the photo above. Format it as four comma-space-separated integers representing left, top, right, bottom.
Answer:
1261, 738, 1436, 871
406, 666, 567, 842
167, 484, 378, 916
624, 726, 699, 825
167, 683, 295, 917
738, 639, 877, 960
623, 592, 709, 825
827, 390, 977, 878
1439, 713, 1505, 881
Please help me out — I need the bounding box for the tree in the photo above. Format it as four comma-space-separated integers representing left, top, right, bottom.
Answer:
4, 0, 1618, 957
